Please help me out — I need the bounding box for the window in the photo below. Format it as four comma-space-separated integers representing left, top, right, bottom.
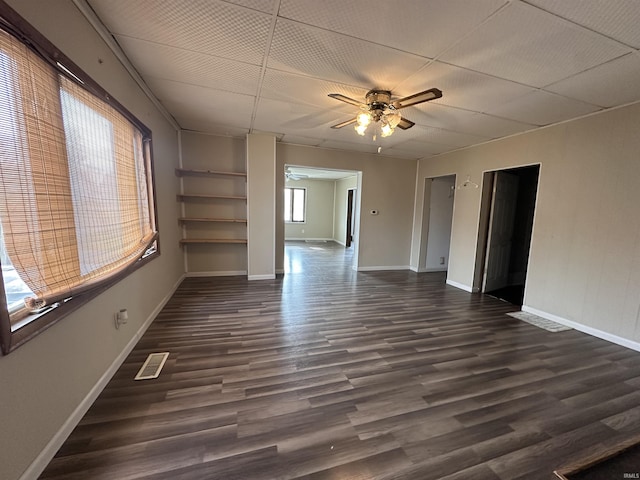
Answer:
284, 188, 306, 223
0, 5, 158, 354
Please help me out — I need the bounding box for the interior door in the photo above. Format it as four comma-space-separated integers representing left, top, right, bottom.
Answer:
483, 171, 519, 292
346, 189, 355, 247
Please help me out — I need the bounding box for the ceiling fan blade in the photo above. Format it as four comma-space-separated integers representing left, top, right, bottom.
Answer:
394, 88, 442, 110
328, 93, 366, 108
331, 117, 357, 129
397, 117, 415, 130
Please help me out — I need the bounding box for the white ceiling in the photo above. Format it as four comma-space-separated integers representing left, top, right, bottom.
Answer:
85, 0, 640, 160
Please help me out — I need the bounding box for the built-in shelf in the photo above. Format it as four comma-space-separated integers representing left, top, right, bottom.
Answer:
180, 238, 247, 245
176, 168, 247, 178
177, 167, 247, 250
177, 194, 247, 201
178, 217, 247, 224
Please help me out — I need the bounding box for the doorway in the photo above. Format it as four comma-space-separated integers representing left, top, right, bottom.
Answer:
416, 175, 456, 273
474, 165, 539, 305
345, 188, 356, 248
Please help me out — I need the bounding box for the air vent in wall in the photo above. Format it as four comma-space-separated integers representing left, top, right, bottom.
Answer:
134, 352, 170, 380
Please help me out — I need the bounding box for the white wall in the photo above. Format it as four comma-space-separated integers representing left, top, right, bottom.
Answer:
0, 2, 184, 479
276, 144, 417, 272
425, 176, 455, 271
284, 178, 335, 240
413, 101, 640, 346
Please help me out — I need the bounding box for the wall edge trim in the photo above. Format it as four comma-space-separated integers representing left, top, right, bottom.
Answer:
522, 305, 640, 353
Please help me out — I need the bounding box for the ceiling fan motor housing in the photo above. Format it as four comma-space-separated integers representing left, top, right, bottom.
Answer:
365, 90, 393, 120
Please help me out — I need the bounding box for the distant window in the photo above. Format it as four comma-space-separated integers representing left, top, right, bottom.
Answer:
0, 5, 158, 354
284, 188, 306, 223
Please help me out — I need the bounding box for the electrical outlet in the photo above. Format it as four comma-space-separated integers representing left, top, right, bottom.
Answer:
114, 309, 128, 329
440, 256, 446, 265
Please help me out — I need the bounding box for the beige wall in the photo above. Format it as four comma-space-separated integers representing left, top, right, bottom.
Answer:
413, 102, 640, 345
0, 2, 184, 480
247, 134, 276, 279
333, 176, 358, 245
284, 178, 335, 240
180, 133, 247, 274
276, 144, 417, 271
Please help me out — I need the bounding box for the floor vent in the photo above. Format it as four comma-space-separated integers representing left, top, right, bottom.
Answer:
134, 352, 170, 380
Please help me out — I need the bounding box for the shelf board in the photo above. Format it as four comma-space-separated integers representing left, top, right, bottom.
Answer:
180, 238, 247, 245
176, 168, 246, 178
179, 217, 247, 223
177, 194, 247, 201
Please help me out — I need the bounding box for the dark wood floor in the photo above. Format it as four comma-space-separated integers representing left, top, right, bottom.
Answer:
40, 241, 640, 479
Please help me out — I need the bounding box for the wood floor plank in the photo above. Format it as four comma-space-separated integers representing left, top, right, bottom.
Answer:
39, 241, 640, 479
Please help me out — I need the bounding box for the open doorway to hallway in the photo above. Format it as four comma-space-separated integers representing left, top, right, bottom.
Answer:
474, 165, 540, 306
416, 175, 456, 275
282, 166, 361, 273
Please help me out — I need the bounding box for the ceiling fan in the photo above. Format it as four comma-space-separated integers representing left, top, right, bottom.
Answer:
328, 88, 442, 137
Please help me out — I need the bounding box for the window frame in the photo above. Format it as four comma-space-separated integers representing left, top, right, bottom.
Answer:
0, 2, 160, 355
284, 187, 306, 223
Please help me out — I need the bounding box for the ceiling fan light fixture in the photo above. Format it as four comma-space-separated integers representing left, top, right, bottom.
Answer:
385, 108, 401, 128
356, 111, 372, 127
355, 124, 368, 136
380, 123, 394, 137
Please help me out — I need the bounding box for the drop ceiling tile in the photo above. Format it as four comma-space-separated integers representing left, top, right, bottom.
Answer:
116, 36, 261, 96
396, 62, 536, 113
380, 149, 427, 160
260, 70, 368, 109
88, 0, 271, 65
387, 139, 453, 156
146, 78, 255, 129
448, 112, 536, 139
526, 0, 640, 48
278, 0, 507, 58
545, 53, 640, 108
280, 135, 324, 147
268, 18, 430, 88
318, 140, 380, 155
440, 2, 631, 87
389, 125, 488, 148
253, 98, 350, 134
486, 90, 601, 126
223, 0, 276, 14
177, 118, 250, 137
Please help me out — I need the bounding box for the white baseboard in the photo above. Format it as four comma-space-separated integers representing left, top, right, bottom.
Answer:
446, 279, 473, 293
522, 305, 640, 353
21, 274, 186, 480
357, 265, 410, 272
333, 239, 346, 246
185, 270, 246, 277
248, 274, 276, 280
275, 268, 284, 274
425, 267, 447, 272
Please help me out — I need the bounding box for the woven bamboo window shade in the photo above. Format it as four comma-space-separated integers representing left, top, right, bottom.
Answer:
0, 29, 156, 325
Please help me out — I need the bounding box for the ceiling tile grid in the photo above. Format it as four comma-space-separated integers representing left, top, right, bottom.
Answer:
116, 37, 263, 96
524, 0, 640, 48
267, 18, 431, 88
277, 0, 509, 59
486, 90, 601, 126
439, 1, 632, 87
397, 61, 537, 112
89, 0, 273, 65
544, 53, 640, 108
85, 0, 640, 160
